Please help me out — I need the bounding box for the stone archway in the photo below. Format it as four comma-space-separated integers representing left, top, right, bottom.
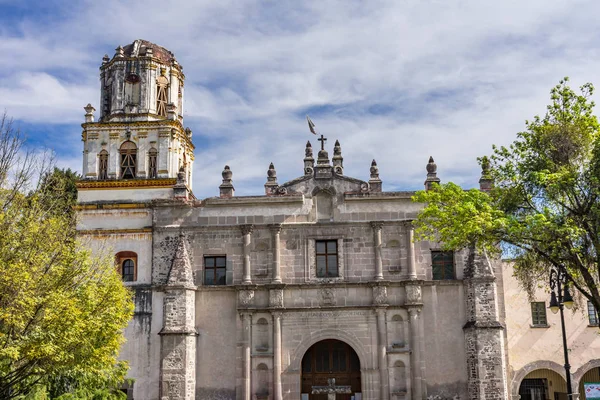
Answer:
300, 339, 361, 400
511, 360, 566, 398
289, 329, 372, 399
574, 359, 600, 399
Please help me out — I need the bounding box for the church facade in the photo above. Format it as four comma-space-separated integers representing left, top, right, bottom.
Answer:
76, 40, 510, 400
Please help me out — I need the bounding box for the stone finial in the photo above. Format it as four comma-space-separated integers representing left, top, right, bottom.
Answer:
166, 234, 195, 288
424, 156, 441, 191
479, 156, 494, 192
264, 162, 279, 195
304, 141, 315, 175
219, 165, 234, 198
84, 104, 96, 123
332, 139, 343, 175
185, 127, 192, 138
115, 46, 124, 58
368, 159, 382, 192
174, 166, 190, 200
102, 54, 110, 64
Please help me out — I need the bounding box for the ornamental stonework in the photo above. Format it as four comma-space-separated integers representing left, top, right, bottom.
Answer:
238, 289, 255, 307
269, 289, 284, 308
373, 286, 388, 305
405, 284, 422, 304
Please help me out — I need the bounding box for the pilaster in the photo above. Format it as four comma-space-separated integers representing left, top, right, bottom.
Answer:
371, 221, 384, 280
241, 311, 252, 400
272, 312, 283, 400
463, 246, 508, 400
270, 224, 282, 283
377, 308, 390, 400
159, 235, 197, 400
241, 224, 254, 284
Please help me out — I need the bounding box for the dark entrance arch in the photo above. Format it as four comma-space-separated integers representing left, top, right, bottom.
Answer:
301, 339, 361, 400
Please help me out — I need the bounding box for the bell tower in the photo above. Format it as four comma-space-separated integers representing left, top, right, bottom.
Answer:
78, 39, 194, 203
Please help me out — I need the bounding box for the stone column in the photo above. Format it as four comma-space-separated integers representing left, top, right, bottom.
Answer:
241, 312, 252, 400
408, 308, 422, 400
407, 223, 417, 280
376, 308, 389, 400
272, 312, 283, 400
271, 224, 282, 283
371, 221, 384, 280
241, 225, 253, 284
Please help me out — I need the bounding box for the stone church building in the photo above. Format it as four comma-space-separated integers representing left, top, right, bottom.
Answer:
76, 40, 510, 400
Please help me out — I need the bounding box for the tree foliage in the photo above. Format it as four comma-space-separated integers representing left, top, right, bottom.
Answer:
412, 78, 600, 310
0, 114, 133, 399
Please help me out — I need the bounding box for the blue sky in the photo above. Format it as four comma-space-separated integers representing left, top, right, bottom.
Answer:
1, 0, 600, 198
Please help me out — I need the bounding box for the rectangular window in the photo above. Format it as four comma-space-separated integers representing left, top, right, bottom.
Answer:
204, 256, 226, 285
431, 251, 455, 280
531, 302, 548, 326
316, 240, 338, 278
588, 301, 599, 326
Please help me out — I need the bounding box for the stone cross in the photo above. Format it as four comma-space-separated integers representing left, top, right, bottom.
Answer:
312, 378, 352, 400
318, 134, 327, 150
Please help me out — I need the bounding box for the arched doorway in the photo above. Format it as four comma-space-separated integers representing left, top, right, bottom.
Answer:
579, 366, 600, 399
518, 369, 568, 400
301, 339, 361, 400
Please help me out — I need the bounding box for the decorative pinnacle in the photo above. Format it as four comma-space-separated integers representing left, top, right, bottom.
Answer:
267, 162, 277, 180
333, 140, 341, 156
115, 46, 124, 57
102, 54, 110, 64
305, 141, 313, 158
426, 156, 437, 174
222, 165, 232, 182
370, 159, 379, 178
425, 156, 441, 190
479, 156, 493, 191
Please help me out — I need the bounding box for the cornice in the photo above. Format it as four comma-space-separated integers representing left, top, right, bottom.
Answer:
76, 178, 177, 190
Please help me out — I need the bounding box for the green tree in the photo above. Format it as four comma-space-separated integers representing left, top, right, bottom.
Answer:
37, 167, 80, 221
0, 114, 134, 399
412, 78, 600, 311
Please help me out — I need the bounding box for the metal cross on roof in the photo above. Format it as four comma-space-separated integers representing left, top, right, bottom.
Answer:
318, 134, 327, 151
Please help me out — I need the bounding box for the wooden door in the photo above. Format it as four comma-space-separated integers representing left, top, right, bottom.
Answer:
301, 340, 361, 400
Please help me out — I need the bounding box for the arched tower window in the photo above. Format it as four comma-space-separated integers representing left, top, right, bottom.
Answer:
98, 150, 109, 180
120, 141, 137, 179
148, 148, 158, 179
116, 251, 137, 282
156, 71, 169, 117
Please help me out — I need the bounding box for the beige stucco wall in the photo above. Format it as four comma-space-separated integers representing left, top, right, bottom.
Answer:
502, 261, 600, 397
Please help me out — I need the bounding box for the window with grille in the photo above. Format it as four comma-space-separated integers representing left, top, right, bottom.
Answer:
120, 141, 137, 179
98, 150, 109, 180
531, 302, 548, 326
204, 256, 226, 285
122, 259, 135, 282
148, 148, 158, 179
588, 301, 599, 326
156, 73, 169, 117
115, 251, 137, 282
316, 240, 338, 278
431, 251, 455, 280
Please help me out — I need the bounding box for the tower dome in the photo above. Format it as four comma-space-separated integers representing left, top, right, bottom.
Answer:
99, 39, 184, 122
79, 40, 194, 201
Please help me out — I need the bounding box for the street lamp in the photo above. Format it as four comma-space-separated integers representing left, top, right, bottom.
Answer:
549, 265, 575, 398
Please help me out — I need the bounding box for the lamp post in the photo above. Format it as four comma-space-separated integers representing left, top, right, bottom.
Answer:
549, 265, 575, 399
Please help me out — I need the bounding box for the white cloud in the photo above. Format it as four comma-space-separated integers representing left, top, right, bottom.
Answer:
2, 0, 600, 197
